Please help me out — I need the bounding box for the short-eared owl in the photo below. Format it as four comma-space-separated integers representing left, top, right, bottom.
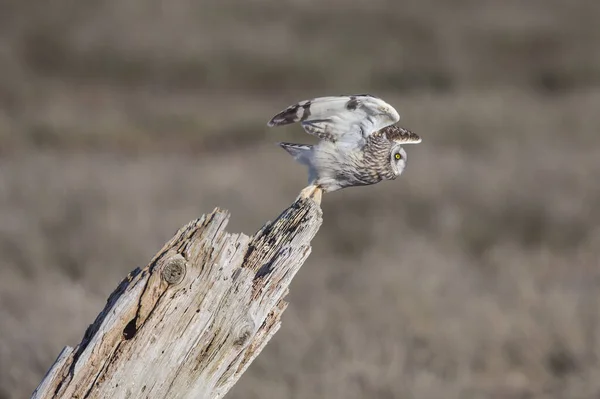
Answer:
267, 94, 421, 203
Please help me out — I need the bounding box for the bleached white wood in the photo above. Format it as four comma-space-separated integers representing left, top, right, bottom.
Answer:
32, 198, 322, 399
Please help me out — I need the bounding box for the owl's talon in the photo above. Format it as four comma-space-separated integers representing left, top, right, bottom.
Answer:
297, 185, 322, 205
310, 187, 323, 205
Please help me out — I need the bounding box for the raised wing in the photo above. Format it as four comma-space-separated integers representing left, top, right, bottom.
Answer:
267, 94, 400, 144
381, 125, 422, 144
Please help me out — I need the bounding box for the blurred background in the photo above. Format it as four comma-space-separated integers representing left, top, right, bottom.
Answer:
1, 0, 600, 398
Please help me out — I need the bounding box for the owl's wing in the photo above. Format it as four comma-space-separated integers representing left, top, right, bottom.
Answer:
267, 94, 400, 145
382, 125, 422, 144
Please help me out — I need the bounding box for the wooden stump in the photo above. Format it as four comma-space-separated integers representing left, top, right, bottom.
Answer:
32, 198, 322, 399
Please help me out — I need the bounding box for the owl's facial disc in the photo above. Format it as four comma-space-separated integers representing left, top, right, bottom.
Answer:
390, 146, 407, 176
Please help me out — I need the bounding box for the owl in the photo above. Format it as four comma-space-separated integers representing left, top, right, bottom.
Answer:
267, 94, 421, 204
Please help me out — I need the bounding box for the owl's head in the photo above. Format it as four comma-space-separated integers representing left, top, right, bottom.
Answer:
386, 126, 421, 179
390, 145, 408, 177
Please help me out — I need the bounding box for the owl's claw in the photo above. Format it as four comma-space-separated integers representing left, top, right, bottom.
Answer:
297, 185, 322, 206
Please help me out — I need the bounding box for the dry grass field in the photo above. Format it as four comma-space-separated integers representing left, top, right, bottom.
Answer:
1, 1, 600, 398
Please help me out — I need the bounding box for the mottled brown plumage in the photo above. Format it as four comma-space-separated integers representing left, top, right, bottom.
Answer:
380, 125, 422, 144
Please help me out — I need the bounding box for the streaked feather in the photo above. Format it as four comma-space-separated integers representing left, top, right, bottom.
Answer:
382, 125, 422, 144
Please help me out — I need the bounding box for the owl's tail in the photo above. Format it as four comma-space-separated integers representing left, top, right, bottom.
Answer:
278, 142, 313, 165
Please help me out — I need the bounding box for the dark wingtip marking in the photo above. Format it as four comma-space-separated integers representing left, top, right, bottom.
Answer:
267, 101, 312, 127
300, 101, 312, 121
268, 109, 297, 127
278, 142, 312, 158
267, 117, 286, 127
279, 142, 312, 150
346, 97, 361, 111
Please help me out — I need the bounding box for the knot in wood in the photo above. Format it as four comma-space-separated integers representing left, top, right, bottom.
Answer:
233, 317, 256, 347
161, 255, 186, 285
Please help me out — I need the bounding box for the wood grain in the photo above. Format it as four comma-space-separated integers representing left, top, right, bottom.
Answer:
32, 198, 322, 399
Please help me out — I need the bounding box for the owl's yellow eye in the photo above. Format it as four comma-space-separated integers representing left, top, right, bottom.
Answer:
394, 153, 402, 160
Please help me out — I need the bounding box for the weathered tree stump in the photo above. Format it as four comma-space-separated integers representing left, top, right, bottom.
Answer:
32, 198, 322, 399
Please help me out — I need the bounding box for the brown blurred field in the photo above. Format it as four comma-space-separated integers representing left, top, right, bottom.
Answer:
1, 1, 600, 398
